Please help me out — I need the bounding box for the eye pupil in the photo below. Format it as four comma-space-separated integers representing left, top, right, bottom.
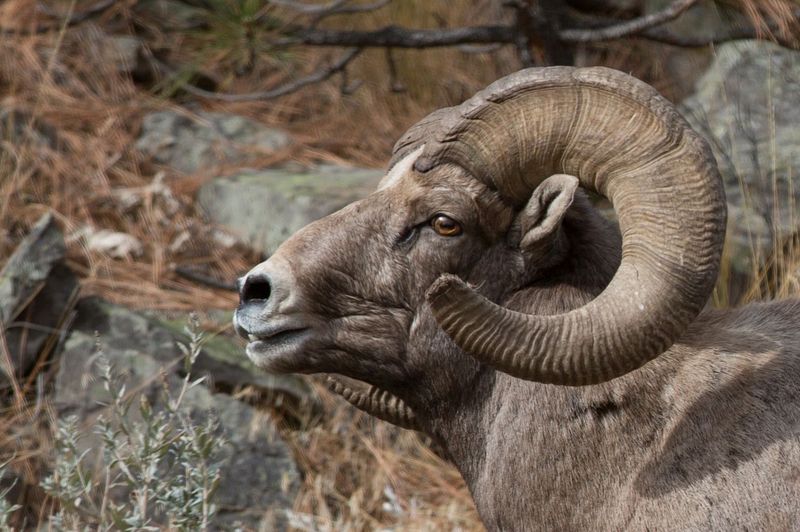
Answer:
432, 215, 462, 236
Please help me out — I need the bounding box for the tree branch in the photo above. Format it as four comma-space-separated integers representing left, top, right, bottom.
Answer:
174, 266, 236, 292
559, 0, 699, 42
161, 47, 363, 102
281, 24, 516, 48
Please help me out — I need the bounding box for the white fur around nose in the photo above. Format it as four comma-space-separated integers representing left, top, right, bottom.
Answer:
377, 145, 424, 191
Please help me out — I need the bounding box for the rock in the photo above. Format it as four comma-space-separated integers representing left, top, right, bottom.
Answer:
112, 172, 181, 215
104, 35, 143, 74
0, 214, 78, 389
157, 312, 321, 426
54, 298, 312, 530
198, 165, 384, 254
680, 41, 800, 276
135, 110, 291, 174
67, 225, 146, 260
83, 228, 145, 259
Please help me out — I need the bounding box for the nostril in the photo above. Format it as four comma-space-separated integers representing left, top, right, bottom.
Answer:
241, 274, 271, 303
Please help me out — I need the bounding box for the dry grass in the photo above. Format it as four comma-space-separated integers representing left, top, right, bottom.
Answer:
0, 0, 798, 530
281, 383, 482, 531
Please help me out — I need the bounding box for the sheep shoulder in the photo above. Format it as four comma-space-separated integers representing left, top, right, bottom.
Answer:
461, 299, 800, 530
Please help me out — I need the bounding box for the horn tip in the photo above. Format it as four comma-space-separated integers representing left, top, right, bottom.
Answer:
426, 274, 469, 307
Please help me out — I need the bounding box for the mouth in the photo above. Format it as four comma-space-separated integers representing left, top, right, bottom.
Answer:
244, 326, 312, 370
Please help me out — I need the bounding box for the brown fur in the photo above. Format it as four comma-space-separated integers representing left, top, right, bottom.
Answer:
235, 163, 800, 530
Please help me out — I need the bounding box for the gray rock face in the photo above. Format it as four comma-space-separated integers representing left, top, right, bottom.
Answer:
54, 298, 305, 530
198, 165, 384, 254
680, 41, 800, 275
136, 110, 292, 174
0, 214, 78, 389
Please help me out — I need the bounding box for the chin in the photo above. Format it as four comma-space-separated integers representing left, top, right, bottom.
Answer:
245, 328, 314, 373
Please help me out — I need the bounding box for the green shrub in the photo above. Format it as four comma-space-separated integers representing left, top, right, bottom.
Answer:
40, 316, 225, 531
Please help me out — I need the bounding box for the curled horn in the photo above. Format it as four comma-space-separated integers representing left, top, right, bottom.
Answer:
394, 66, 725, 386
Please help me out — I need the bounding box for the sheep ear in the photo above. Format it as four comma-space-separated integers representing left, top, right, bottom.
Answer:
516, 174, 578, 252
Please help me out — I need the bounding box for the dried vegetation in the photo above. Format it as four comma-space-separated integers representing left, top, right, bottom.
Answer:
0, 0, 798, 529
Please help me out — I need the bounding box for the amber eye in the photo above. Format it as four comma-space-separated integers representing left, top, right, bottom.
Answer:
431, 215, 462, 237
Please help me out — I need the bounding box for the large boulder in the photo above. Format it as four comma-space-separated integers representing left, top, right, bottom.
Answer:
680, 41, 800, 276
0, 214, 78, 390
198, 165, 383, 254
54, 298, 313, 530
136, 110, 291, 174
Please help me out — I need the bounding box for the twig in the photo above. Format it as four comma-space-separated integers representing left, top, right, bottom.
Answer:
636, 21, 800, 48
174, 266, 236, 292
560, 0, 699, 42
168, 47, 363, 102
564, 4, 800, 48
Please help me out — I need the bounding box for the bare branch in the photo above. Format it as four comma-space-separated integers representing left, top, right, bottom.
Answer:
560, 0, 699, 42
282, 24, 516, 48
636, 24, 799, 48
174, 266, 236, 292
564, 4, 799, 49
165, 47, 363, 102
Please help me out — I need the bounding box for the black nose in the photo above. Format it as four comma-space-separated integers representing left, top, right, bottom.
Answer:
239, 273, 272, 304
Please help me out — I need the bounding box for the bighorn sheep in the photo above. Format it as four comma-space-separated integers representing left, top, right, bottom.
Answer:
233, 67, 800, 530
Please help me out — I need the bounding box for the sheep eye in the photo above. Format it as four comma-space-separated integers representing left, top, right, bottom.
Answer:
432, 215, 462, 237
